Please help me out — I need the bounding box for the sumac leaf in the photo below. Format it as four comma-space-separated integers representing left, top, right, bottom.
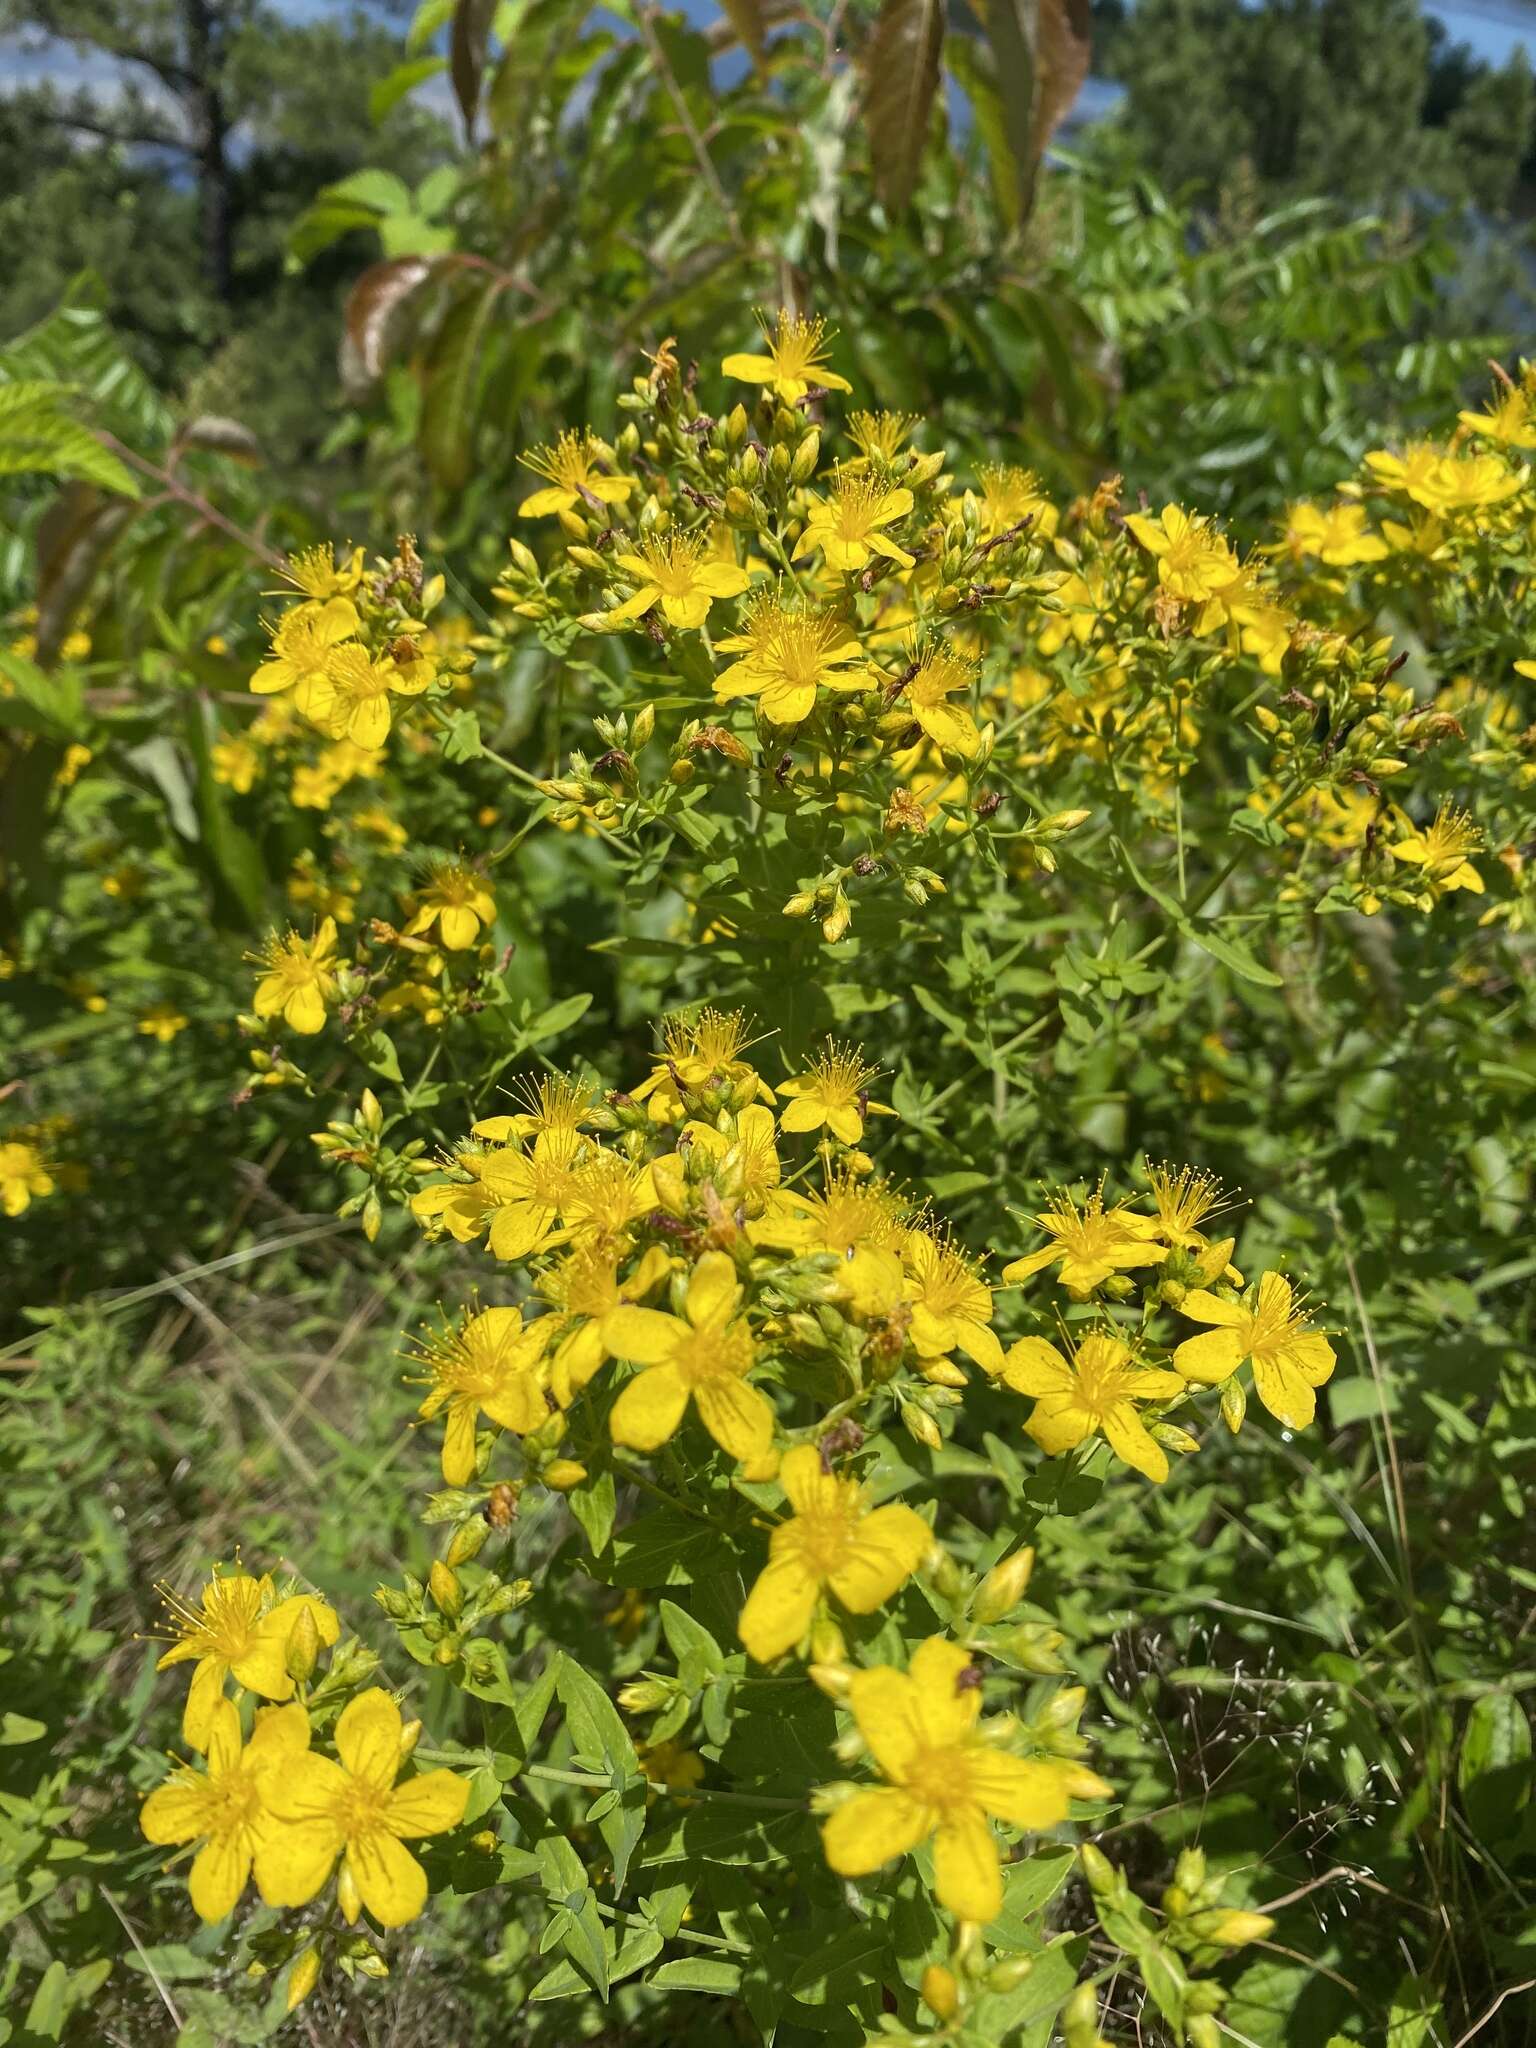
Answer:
865, 0, 945, 214
343, 256, 437, 388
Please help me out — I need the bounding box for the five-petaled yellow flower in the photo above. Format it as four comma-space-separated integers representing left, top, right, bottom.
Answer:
405, 858, 496, 950
1123, 505, 1242, 606
738, 1445, 929, 1661
904, 1230, 1004, 1376
250, 918, 341, 1036
603, 1250, 774, 1463
795, 473, 915, 573
250, 599, 358, 697
588, 531, 750, 632
519, 429, 635, 518
714, 596, 869, 725
722, 311, 852, 403
905, 649, 983, 758
154, 1568, 340, 1750
412, 1304, 553, 1483
822, 1637, 1093, 1923
1001, 1329, 1184, 1483
298, 644, 428, 749
1173, 1272, 1336, 1429
1391, 803, 1483, 896
776, 1041, 891, 1145
140, 1699, 311, 1922
1003, 1188, 1168, 1297
261, 1689, 470, 1928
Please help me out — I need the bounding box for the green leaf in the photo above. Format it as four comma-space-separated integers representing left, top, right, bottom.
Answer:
420, 276, 506, 489
659, 1599, 726, 1691
864, 0, 945, 213
647, 1956, 744, 1995
439, 708, 482, 762
24, 1961, 67, 2040
0, 1713, 47, 1745
789, 1922, 889, 2004
523, 993, 593, 1047
566, 1467, 616, 1553
1186, 920, 1283, 987
1458, 1691, 1532, 1841
371, 55, 449, 123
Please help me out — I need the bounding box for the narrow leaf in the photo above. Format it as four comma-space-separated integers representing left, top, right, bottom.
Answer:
865, 0, 945, 214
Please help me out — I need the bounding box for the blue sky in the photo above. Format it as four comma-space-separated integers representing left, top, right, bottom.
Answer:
0, 0, 1530, 99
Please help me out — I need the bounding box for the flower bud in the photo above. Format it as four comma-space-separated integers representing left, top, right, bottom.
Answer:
972, 1546, 1035, 1623
810, 1618, 846, 1667
782, 891, 816, 917
286, 1948, 321, 2011
397, 1716, 422, 1763
445, 1518, 489, 1567
1078, 1843, 1120, 1896
631, 702, 656, 749
507, 537, 539, 575
808, 1660, 851, 1699
1220, 1378, 1247, 1435
284, 1604, 322, 1684
1062, 1982, 1102, 2048
1187, 2017, 1223, 2048
359, 1088, 383, 1134
557, 507, 588, 541
428, 1560, 464, 1618
790, 431, 821, 483
544, 1459, 588, 1491
919, 1964, 959, 2021
986, 1954, 1034, 1994
1189, 1909, 1274, 1947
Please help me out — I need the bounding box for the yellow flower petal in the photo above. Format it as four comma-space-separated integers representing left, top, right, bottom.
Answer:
386, 1770, 471, 1840
334, 1689, 403, 1786
693, 1376, 774, 1461
345, 1833, 429, 1927
189, 1833, 251, 1923
933, 1809, 1003, 1922
738, 1556, 820, 1662
821, 1788, 928, 1876
610, 1360, 690, 1450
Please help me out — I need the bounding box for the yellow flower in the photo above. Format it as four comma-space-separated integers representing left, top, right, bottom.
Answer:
410, 1155, 499, 1243
411, 1304, 552, 1483
976, 464, 1058, 540
281, 544, 366, 602
714, 596, 869, 725
588, 530, 750, 632
1365, 442, 1523, 515
776, 1041, 891, 1145
1000, 1329, 1184, 1482
211, 737, 261, 793
540, 1242, 673, 1407
260, 1689, 470, 1928
795, 472, 915, 573
847, 410, 918, 465
639, 1738, 706, 1792
722, 311, 853, 403
250, 918, 340, 1036
1459, 373, 1536, 450
479, 1128, 584, 1261
739, 1444, 929, 1661
140, 1698, 313, 1923
905, 648, 983, 758
137, 1002, 189, 1044
1173, 1272, 1336, 1428
55, 742, 93, 787
519, 429, 635, 518
153, 1567, 340, 1751
298, 644, 426, 749
1277, 501, 1387, 567
1392, 802, 1483, 896
1123, 506, 1243, 606
630, 1007, 775, 1121
1002, 1188, 1167, 1296
751, 1170, 908, 1315
603, 1250, 774, 1462
1145, 1164, 1231, 1250
1, 1139, 54, 1218
822, 1637, 1085, 1923
404, 857, 496, 950
250, 599, 359, 697
681, 1104, 783, 1218
903, 1230, 1004, 1376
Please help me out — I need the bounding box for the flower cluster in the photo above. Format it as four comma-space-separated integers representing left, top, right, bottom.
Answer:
139, 1565, 470, 2005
